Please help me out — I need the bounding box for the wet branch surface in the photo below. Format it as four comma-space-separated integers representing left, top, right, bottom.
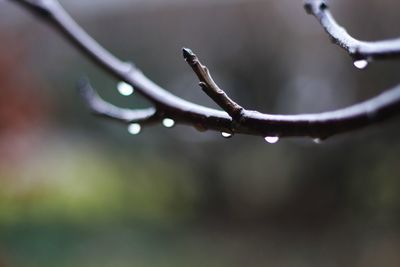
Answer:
10, 0, 400, 140
304, 0, 400, 60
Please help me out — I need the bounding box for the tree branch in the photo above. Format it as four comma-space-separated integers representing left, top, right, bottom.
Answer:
183, 48, 244, 121
78, 78, 158, 124
10, 0, 400, 140
304, 0, 400, 60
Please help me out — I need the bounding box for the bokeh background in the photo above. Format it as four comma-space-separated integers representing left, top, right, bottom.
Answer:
0, 0, 400, 266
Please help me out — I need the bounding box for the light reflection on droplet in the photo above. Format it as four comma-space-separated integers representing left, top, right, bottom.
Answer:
128, 123, 141, 135
162, 118, 175, 128
313, 138, 322, 144
221, 132, 233, 138
117, 81, 134, 96
264, 136, 280, 144
353, 60, 368, 70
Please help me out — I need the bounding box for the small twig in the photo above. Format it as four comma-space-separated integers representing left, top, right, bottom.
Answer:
183, 48, 244, 121
304, 0, 400, 60
78, 79, 158, 124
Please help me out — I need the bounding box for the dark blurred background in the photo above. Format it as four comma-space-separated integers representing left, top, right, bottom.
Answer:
0, 0, 400, 266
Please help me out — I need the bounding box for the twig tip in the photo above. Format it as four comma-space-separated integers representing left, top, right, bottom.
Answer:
77, 76, 89, 88
77, 77, 97, 103
182, 47, 196, 62
303, 0, 328, 14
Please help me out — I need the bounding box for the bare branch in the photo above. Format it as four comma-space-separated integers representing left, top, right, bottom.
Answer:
78, 79, 158, 124
10, 0, 400, 140
183, 48, 244, 121
304, 0, 400, 60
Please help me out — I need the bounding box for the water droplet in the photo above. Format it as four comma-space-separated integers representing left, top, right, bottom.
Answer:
221, 132, 233, 139
264, 136, 280, 144
353, 60, 368, 70
313, 138, 322, 144
117, 81, 134, 96
194, 123, 207, 132
162, 118, 175, 128
128, 123, 141, 135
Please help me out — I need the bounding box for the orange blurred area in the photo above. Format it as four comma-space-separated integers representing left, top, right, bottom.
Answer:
0, 31, 50, 164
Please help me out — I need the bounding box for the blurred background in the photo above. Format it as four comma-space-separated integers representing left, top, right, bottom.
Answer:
0, 0, 400, 266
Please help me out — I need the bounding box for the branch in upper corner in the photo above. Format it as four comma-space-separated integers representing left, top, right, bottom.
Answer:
304, 0, 400, 60
11, 0, 52, 17
183, 48, 244, 121
78, 78, 158, 124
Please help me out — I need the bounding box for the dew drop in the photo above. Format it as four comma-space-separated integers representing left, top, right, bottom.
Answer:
162, 118, 175, 128
128, 123, 141, 135
353, 59, 368, 70
194, 123, 208, 132
117, 81, 134, 96
221, 132, 233, 139
313, 138, 322, 144
264, 136, 280, 144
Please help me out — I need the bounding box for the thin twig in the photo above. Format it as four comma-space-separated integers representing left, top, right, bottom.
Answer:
304, 0, 400, 60
183, 48, 244, 121
78, 78, 158, 124
10, 0, 400, 140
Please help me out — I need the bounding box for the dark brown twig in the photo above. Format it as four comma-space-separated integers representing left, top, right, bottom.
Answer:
183, 48, 244, 121
9, 0, 400, 140
304, 0, 400, 60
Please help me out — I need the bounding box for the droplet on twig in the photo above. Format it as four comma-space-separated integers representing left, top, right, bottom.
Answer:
264, 136, 280, 144
117, 81, 134, 96
221, 132, 233, 139
194, 123, 208, 132
162, 118, 175, 128
313, 138, 323, 144
128, 123, 141, 135
353, 60, 368, 70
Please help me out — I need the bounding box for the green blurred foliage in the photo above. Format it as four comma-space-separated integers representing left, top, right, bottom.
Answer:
0, 142, 198, 225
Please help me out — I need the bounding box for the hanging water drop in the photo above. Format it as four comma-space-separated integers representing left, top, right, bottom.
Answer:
117, 81, 134, 96
162, 118, 175, 128
353, 59, 368, 70
264, 136, 280, 144
194, 123, 207, 132
221, 132, 233, 139
313, 138, 322, 144
127, 123, 141, 135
